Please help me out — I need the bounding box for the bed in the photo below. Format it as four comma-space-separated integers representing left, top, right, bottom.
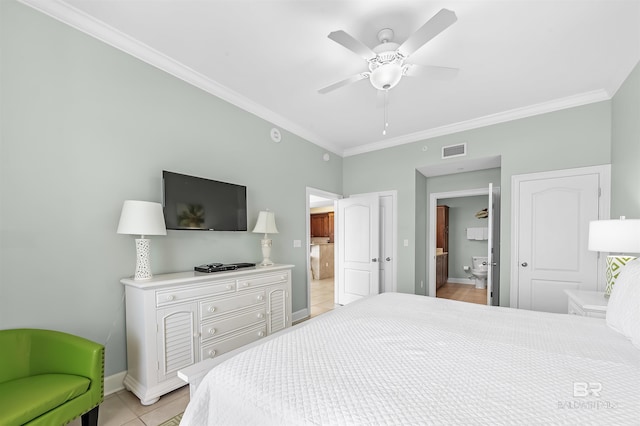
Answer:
181, 277, 640, 424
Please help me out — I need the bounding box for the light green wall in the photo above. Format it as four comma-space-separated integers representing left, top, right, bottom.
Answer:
344, 102, 612, 302
612, 61, 640, 218
0, 1, 342, 376
439, 195, 490, 281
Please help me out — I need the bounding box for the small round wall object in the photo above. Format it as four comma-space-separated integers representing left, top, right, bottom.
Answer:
270, 128, 282, 143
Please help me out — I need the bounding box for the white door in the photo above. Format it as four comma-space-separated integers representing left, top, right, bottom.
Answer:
336, 195, 380, 305
515, 172, 601, 313
487, 184, 494, 306
379, 194, 394, 292
487, 184, 501, 306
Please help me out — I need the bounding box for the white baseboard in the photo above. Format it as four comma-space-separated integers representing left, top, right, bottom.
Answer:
447, 277, 476, 285
292, 308, 309, 323
105, 371, 127, 396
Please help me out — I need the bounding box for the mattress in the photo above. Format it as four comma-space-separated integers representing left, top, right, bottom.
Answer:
181, 293, 640, 425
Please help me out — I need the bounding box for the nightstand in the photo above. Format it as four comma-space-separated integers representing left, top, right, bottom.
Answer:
564, 289, 608, 318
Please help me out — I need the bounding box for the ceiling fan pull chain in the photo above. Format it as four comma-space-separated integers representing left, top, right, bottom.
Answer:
382, 90, 389, 135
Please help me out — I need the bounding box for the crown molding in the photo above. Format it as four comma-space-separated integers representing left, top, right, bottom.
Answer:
343, 89, 611, 157
17, 0, 343, 156
15, 1, 613, 159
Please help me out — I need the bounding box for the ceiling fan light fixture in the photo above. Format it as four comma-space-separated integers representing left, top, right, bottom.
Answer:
370, 63, 403, 91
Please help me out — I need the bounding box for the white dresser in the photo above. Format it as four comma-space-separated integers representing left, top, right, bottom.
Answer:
121, 264, 293, 405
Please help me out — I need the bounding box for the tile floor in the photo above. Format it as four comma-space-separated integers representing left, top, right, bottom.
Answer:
69, 385, 189, 426
310, 277, 336, 318
436, 281, 487, 305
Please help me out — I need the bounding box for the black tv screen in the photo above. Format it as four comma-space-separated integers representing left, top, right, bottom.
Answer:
162, 171, 247, 231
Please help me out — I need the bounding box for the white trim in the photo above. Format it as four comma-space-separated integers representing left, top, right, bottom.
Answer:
429, 187, 492, 298
292, 308, 309, 324
104, 371, 127, 396
510, 165, 611, 308
18, 0, 611, 159
305, 187, 341, 316
343, 90, 610, 157
17, 0, 342, 156
447, 277, 476, 285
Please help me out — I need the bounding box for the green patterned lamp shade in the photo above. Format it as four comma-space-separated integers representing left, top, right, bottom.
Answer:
605, 255, 638, 296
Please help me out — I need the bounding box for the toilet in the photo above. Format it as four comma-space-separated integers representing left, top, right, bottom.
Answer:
471, 256, 488, 289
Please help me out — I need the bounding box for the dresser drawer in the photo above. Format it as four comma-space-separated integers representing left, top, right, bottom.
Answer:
201, 326, 266, 359
236, 271, 289, 291
200, 291, 265, 320
156, 280, 236, 307
200, 309, 266, 342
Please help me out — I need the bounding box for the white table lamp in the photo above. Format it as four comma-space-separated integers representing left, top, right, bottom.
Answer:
117, 200, 167, 280
588, 217, 640, 295
253, 210, 279, 266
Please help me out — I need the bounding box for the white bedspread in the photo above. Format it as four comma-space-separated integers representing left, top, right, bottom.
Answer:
181, 293, 640, 425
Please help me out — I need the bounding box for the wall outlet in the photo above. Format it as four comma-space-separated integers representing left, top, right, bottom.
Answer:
293, 240, 301, 248
403, 239, 409, 247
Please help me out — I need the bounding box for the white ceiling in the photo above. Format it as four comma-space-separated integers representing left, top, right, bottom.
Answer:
22, 0, 640, 157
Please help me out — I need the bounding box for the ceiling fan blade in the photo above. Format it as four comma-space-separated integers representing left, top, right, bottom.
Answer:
398, 8, 457, 58
404, 64, 459, 79
318, 73, 369, 94
328, 30, 376, 60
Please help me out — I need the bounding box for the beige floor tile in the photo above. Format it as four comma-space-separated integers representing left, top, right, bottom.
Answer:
98, 393, 137, 426
121, 419, 146, 426
138, 396, 190, 426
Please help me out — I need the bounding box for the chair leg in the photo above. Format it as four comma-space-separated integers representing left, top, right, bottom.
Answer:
81, 406, 99, 426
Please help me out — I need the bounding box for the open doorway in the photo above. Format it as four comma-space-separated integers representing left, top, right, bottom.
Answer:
434, 195, 490, 305
306, 188, 340, 319
429, 185, 501, 306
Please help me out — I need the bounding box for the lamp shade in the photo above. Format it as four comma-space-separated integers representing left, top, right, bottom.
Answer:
117, 200, 167, 236
588, 219, 640, 253
252, 211, 278, 234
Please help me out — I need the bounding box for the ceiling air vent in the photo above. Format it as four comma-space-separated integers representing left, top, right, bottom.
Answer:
442, 143, 467, 159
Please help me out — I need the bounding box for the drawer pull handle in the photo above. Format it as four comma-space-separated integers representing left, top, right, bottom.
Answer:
208, 306, 216, 313
257, 313, 265, 319
258, 331, 265, 337
257, 295, 264, 301
208, 350, 216, 358
208, 328, 216, 335
166, 295, 175, 301
226, 285, 232, 290
244, 282, 250, 287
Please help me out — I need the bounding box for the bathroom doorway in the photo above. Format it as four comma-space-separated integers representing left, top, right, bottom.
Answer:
429, 185, 501, 306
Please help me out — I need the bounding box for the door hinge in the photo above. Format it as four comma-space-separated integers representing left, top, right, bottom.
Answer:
598, 187, 602, 197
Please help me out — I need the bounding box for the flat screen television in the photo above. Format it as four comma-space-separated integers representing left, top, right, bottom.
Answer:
162, 170, 247, 231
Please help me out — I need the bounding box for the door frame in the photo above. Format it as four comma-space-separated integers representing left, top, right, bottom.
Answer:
305, 187, 341, 321
509, 165, 611, 308
429, 187, 495, 298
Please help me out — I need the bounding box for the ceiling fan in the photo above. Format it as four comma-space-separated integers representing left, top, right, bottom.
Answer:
318, 8, 459, 95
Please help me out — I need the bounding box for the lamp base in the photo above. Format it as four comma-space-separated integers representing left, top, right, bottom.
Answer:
260, 238, 274, 267
134, 238, 153, 280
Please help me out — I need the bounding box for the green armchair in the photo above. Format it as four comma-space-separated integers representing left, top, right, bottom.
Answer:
0, 329, 104, 425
